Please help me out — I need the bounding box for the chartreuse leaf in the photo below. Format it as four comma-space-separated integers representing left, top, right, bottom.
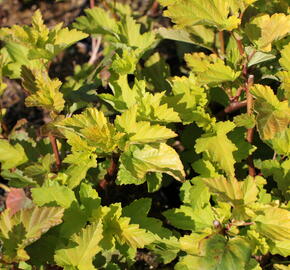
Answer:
122, 198, 172, 238
176, 235, 252, 270
185, 53, 240, 85
21, 67, 65, 114
142, 52, 171, 91
0, 10, 88, 61
280, 42, 290, 71
118, 217, 155, 249
161, 0, 241, 31
58, 108, 122, 154
158, 25, 215, 51
278, 43, 290, 99
31, 182, 76, 208
256, 159, 290, 200
121, 143, 185, 182
74, 8, 155, 57
115, 105, 177, 146
0, 140, 28, 169
0, 55, 7, 95
245, 13, 290, 52
91, 203, 154, 251
163, 205, 215, 231
234, 114, 256, 129
0, 206, 64, 263
79, 183, 101, 218
100, 77, 181, 123
63, 151, 98, 189
54, 221, 103, 270
251, 84, 290, 140
164, 75, 211, 125
203, 176, 258, 206
254, 207, 290, 242
195, 121, 237, 177
73, 7, 117, 35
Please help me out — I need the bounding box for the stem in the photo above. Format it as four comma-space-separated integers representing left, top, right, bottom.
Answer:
217, 100, 247, 119
232, 32, 244, 56
148, 0, 159, 16
88, 36, 102, 65
98, 153, 119, 190
246, 75, 256, 176
49, 133, 61, 171
218, 31, 225, 58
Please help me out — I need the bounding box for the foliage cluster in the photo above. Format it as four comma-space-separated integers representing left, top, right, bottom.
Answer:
0, 0, 289, 269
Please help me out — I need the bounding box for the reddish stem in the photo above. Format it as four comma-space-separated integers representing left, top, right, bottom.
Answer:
218, 31, 225, 57
49, 133, 61, 171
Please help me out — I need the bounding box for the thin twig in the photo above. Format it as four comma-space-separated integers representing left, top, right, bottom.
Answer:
88, 35, 102, 65
216, 100, 247, 119
232, 32, 244, 56
218, 31, 225, 58
246, 75, 256, 176
49, 133, 61, 171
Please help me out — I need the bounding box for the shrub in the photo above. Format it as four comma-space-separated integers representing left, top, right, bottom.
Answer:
0, 1, 289, 269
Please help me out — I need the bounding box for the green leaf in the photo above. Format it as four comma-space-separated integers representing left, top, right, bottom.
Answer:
203, 176, 259, 220
0, 206, 64, 262
158, 25, 214, 51
64, 152, 98, 189
115, 105, 177, 145
31, 184, 76, 208
142, 52, 171, 91
79, 183, 101, 218
21, 67, 65, 113
73, 7, 117, 35
122, 198, 172, 238
280, 42, 290, 71
54, 221, 103, 270
251, 84, 290, 140
58, 108, 122, 154
185, 53, 241, 85
118, 217, 155, 249
233, 114, 256, 129
121, 143, 185, 182
245, 13, 290, 52
195, 121, 237, 177
270, 240, 290, 257
0, 10, 88, 61
163, 205, 214, 231
0, 140, 28, 169
162, 0, 241, 31
254, 207, 290, 241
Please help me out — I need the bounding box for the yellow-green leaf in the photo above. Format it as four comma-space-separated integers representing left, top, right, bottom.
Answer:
195, 121, 237, 176
251, 84, 290, 140
255, 207, 290, 241
54, 221, 103, 270
245, 14, 290, 52
0, 140, 28, 169
162, 0, 241, 31
185, 53, 240, 85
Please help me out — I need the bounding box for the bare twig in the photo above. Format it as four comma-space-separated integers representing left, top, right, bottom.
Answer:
88, 35, 102, 65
